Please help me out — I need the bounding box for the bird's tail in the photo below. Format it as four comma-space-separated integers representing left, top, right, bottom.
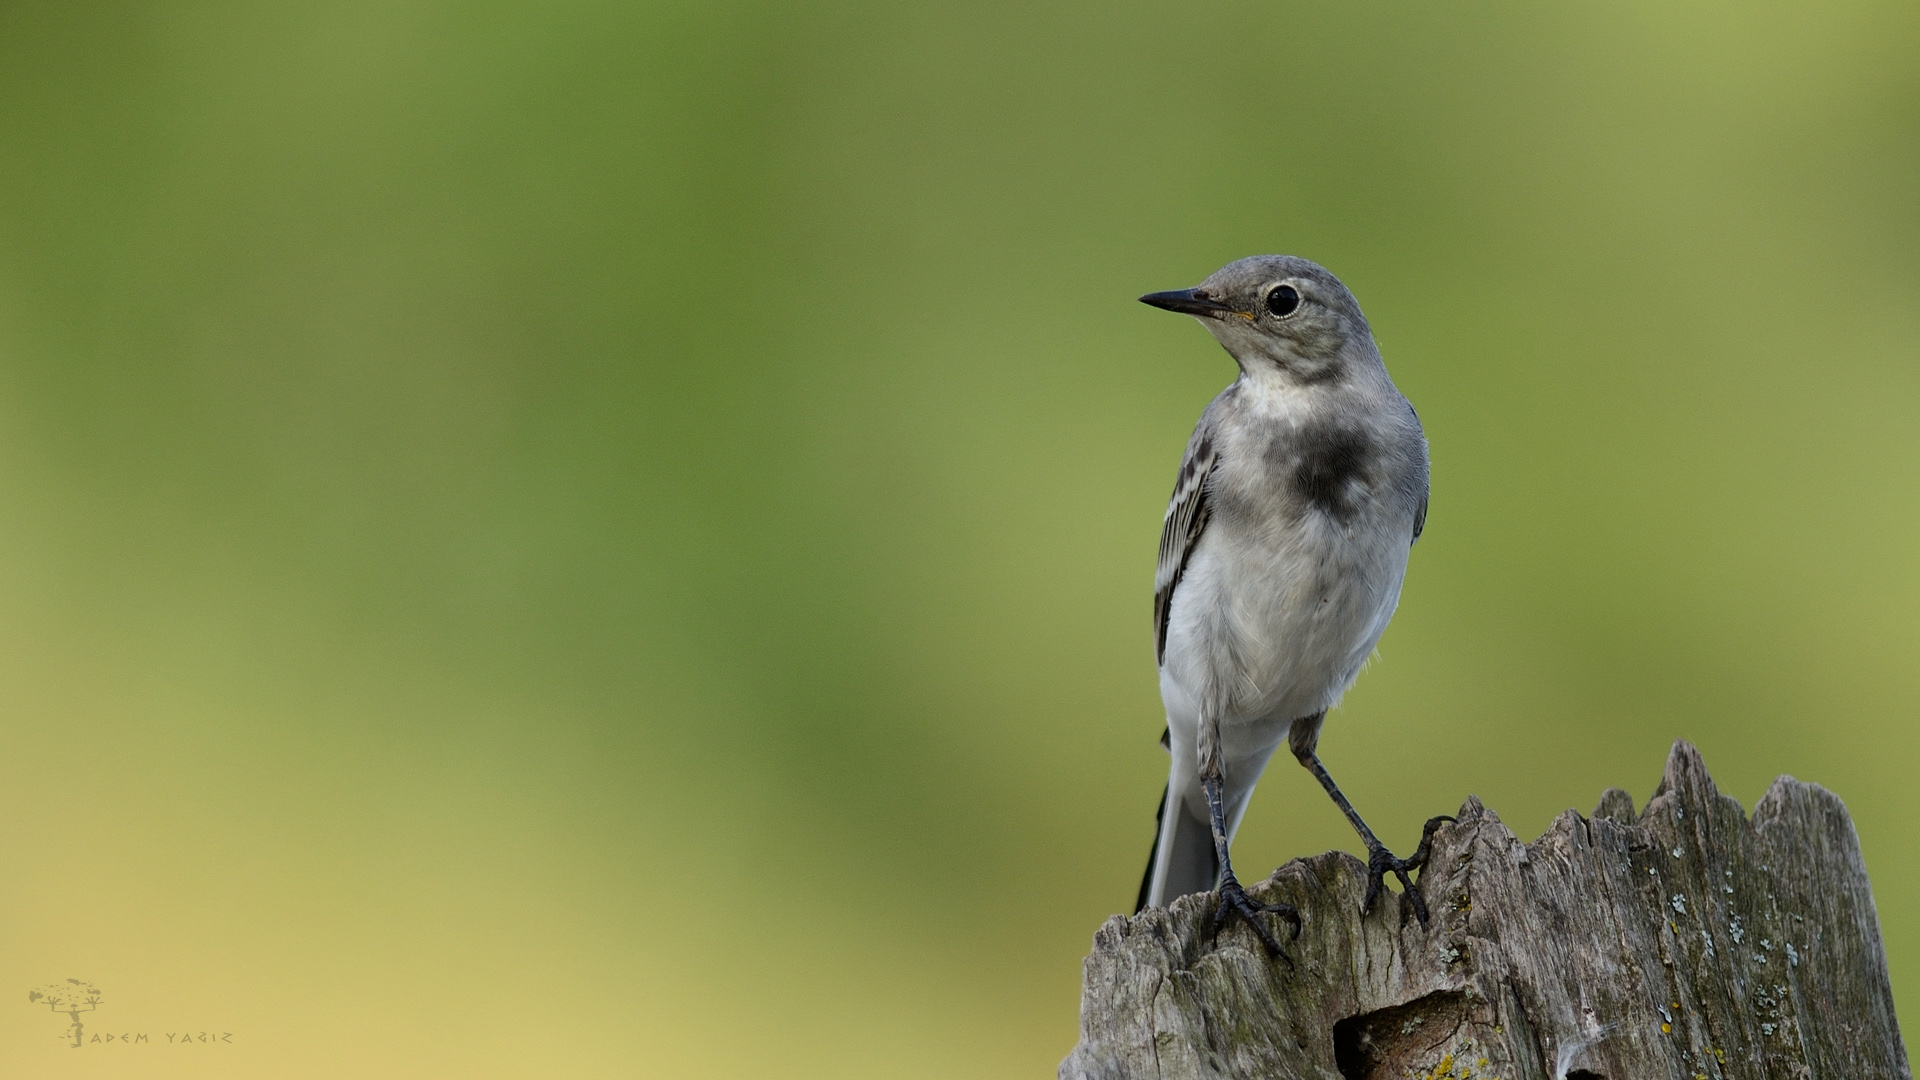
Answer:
1136, 782, 1218, 913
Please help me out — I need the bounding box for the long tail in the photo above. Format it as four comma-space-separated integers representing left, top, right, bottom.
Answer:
1136, 782, 1218, 912
1134, 784, 1167, 913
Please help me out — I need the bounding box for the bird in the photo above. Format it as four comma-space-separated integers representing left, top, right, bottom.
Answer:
1133, 254, 1451, 960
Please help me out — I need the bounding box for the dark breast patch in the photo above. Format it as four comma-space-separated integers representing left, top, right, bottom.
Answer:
1287, 425, 1376, 523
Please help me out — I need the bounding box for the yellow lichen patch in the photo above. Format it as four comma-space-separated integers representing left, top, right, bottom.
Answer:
1406, 1043, 1511, 1080
1406, 1050, 1505, 1080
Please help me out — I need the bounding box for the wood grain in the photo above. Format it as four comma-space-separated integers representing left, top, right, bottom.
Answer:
1062, 741, 1908, 1080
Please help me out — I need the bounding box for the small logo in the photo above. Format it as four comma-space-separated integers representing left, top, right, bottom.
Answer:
24, 980, 233, 1047
28, 979, 102, 1049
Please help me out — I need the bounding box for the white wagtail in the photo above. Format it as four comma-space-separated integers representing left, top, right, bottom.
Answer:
1134, 255, 1451, 961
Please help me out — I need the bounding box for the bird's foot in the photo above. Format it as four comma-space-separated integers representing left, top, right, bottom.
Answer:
1210, 871, 1302, 966
1361, 815, 1456, 928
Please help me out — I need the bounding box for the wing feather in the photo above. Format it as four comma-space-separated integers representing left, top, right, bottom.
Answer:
1153, 421, 1217, 666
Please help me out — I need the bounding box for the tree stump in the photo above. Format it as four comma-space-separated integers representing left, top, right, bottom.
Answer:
1061, 741, 1908, 1080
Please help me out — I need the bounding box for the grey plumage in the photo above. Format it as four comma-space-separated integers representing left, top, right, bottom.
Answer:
1136, 256, 1436, 936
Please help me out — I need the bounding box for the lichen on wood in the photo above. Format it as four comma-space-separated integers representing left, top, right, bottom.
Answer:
1061, 741, 1908, 1080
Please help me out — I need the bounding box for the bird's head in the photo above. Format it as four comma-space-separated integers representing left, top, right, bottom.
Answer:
1140, 255, 1374, 384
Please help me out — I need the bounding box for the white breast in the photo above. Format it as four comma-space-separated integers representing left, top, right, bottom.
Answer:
1161, 505, 1409, 728
1163, 375, 1414, 718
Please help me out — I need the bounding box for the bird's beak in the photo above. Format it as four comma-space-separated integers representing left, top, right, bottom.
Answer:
1139, 289, 1237, 319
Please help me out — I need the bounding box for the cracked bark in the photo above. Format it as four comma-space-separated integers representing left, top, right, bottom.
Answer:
1062, 741, 1908, 1080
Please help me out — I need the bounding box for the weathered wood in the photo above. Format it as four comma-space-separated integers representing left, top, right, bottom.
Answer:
1062, 741, 1908, 1080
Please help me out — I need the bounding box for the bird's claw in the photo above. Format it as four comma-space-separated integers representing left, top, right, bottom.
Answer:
1210, 873, 1302, 966
1360, 814, 1455, 928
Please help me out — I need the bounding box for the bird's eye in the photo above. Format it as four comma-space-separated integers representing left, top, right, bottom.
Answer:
1266, 284, 1301, 318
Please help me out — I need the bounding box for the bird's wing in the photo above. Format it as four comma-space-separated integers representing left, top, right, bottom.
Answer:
1154, 420, 1217, 666
1407, 399, 1428, 544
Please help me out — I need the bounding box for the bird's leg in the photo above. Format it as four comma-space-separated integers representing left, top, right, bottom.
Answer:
1201, 766, 1302, 964
1288, 713, 1454, 928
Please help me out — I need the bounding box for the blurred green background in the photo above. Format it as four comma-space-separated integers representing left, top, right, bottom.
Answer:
0, 1, 1915, 1075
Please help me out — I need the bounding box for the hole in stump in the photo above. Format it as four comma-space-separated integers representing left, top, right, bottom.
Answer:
1332, 990, 1471, 1080
1565, 1072, 1607, 1080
